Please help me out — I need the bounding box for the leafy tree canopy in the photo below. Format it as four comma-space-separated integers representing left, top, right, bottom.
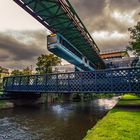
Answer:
11, 70, 23, 76
11, 67, 32, 76
128, 22, 140, 56
36, 54, 61, 74
22, 67, 32, 75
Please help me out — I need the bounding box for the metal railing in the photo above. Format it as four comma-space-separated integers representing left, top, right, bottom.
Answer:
3, 67, 140, 93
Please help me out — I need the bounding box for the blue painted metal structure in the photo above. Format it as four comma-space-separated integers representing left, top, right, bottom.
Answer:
3, 67, 140, 94
4, 1, 138, 96
47, 33, 95, 71
13, 0, 105, 69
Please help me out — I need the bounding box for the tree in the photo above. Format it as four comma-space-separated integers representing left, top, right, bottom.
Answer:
11, 70, 23, 76
36, 54, 61, 74
128, 22, 140, 55
22, 67, 32, 75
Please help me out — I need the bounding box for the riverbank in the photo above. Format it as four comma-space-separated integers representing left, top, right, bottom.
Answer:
0, 101, 14, 109
0, 91, 14, 110
83, 94, 140, 140
0, 98, 116, 140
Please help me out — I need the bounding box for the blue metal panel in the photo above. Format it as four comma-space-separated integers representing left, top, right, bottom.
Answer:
13, 0, 105, 68
3, 67, 140, 94
47, 34, 95, 71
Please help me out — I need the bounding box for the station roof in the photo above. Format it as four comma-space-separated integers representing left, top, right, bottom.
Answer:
100, 50, 129, 59
14, 0, 105, 69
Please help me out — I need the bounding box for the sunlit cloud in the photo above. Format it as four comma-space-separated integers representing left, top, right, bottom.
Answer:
93, 31, 128, 40
92, 31, 129, 51
111, 11, 136, 25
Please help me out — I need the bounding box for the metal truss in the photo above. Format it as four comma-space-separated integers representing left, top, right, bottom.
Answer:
3, 67, 140, 93
13, 0, 105, 69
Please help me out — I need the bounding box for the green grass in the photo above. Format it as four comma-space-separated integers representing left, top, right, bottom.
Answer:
118, 94, 140, 106
118, 100, 140, 106
121, 94, 140, 100
83, 94, 140, 140
0, 101, 6, 108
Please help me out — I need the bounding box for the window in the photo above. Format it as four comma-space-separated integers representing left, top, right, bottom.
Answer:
47, 35, 57, 45
59, 36, 82, 59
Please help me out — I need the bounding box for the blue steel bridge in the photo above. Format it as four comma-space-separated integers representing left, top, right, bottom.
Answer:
3, 68, 140, 94
1, 0, 140, 99
13, 0, 105, 70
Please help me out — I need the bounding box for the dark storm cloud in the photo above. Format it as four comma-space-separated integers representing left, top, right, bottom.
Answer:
0, 0, 139, 69
70, 0, 140, 33
70, 0, 106, 19
0, 30, 49, 69
0, 54, 8, 61
109, 0, 140, 11
69, 0, 140, 52
97, 37, 129, 51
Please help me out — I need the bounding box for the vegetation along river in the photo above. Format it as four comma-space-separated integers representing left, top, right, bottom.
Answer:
0, 97, 118, 140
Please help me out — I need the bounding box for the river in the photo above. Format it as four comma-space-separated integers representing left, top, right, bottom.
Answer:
0, 97, 118, 140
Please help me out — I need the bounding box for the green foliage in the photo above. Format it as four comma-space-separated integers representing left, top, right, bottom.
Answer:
36, 54, 61, 74
0, 83, 3, 91
93, 93, 117, 99
83, 94, 140, 140
128, 22, 140, 56
84, 110, 140, 140
118, 94, 140, 106
11, 67, 32, 76
121, 94, 140, 100
22, 67, 32, 75
0, 101, 6, 108
11, 69, 23, 76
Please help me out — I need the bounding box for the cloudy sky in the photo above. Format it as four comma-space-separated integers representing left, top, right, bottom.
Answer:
0, 0, 139, 69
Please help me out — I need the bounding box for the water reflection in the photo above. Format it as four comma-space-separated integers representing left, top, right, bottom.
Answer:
95, 97, 118, 110
51, 104, 73, 120
0, 98, 118, 140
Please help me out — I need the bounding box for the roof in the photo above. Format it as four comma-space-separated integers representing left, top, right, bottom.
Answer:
100, 50, 129, 59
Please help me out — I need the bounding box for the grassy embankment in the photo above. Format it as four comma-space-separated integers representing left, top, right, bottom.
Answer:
83, 94, 140, 140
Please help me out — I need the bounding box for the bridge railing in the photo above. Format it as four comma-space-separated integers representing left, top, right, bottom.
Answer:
3, 67, 140, 93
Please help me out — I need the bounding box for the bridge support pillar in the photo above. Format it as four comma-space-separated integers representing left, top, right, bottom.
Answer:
62, 93, 73, 102
47, 93, 55, 103
81, 93, 84, 102
10, 93, 46, 106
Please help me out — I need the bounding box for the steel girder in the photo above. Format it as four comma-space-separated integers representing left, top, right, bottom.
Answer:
14, 0, 105, 69
3, 67, 140, 93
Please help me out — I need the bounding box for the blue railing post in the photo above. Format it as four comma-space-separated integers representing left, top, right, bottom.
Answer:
68, 73, 70, 92
3, 67, 140, 93
19, 76, 22, 88
111, 69, 113, 93
3, 77, 7, 88
12, 77, 15, 89
81, 72, 83, 92
128, 69, 131, 92
95, 71, 97, 92
45, 74, 48, 91
56, 74, 58, 92
35, 75, 38, 91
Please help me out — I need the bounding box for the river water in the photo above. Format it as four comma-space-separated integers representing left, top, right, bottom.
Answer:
0, 97, 118, 140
